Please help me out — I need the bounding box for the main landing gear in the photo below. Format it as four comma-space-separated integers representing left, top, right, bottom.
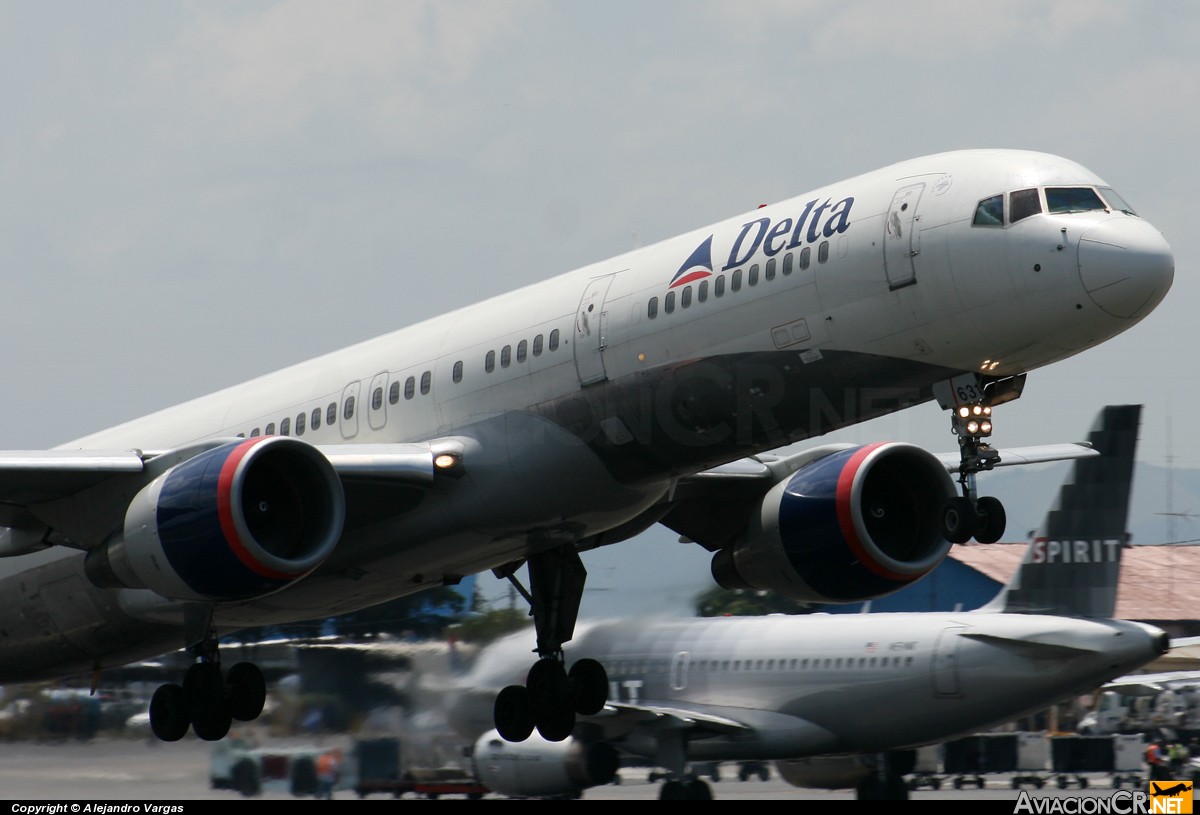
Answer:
492, 546, 609, 743
940, 403, 1007, 544
149, 618, 267, 742
856, 752, 913, 801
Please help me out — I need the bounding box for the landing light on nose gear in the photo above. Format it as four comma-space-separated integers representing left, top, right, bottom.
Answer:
941, 403, 1007, 544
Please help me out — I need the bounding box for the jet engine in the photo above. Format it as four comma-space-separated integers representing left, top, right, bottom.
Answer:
710, 443, 955, 603
775, 751, 916, 790
472, 730, 618, 799
85, 436, 345, 601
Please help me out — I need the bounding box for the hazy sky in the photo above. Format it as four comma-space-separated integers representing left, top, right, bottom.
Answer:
1, 2, 1196, 616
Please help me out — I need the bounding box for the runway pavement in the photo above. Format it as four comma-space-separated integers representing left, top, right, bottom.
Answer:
0, 736, 1175, 802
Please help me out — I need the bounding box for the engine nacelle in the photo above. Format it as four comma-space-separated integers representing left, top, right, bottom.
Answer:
711, 443, 955, 603
775, 751, 916, 789
86, 436, 345, 602
774, 756, 872, 789
472, 730, 618, 799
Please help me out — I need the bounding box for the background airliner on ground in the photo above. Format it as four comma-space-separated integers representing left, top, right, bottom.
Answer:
0, 150, 1173, 745
451, 405, 1166, 801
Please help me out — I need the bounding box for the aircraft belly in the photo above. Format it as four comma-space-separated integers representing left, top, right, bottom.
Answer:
0, 550, 178, 682
530, 349, 960, 483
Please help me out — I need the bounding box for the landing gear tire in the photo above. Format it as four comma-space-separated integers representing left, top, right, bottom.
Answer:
569, 658, 608, 716
660, 780, 685, 801
149, 683, 190, 742
527, 659, 571, 713
227, 662, 267, 722
494, 685, 536, 743
526, 658, 576, 741
884, 776, 910, 800
535, 704, 576, 742
857, 777, 882, 800
973, 495, 1006, 543
184, 663, 232, 741
941, 497, 978, 544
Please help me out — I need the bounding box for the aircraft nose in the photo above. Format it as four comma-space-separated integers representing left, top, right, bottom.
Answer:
1077, 217, 1174, 319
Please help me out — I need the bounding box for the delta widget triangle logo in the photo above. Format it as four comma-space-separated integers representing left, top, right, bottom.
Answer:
670, 236, 714, 288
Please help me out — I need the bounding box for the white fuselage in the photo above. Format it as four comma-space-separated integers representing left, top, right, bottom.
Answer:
0, 149, 1173, 679
452, 612, 1166, 760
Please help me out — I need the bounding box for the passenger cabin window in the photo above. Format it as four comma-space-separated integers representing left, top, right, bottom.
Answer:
295, 412, 306, 436
782, 253, 793, 275
516, 341, 527, 363
485, 350, 496, 373
327, 403, 337, 426
1009, 188, 1041, 223
549, 329, 559, 351
372, 387, 384, 411
311, 408, 321, 430
533, 334, 544, 355
765, 258, 776, 281
343, 397, 355, 420
453, 360, 463, 383
648, 297, 658, 319
748, 264, 759, 286
1045, 186, 1107, 214
405, 376, 415, 399
500, 345, 511, 368
799, 246, 811, 269
818, 241, 830, 263
698, 280, 708, 302
665, 291, 676, 314
714, 275, 725, 297
420, 371, 431, 394
389, 381, 400, 404
973, 194, 1004, 226
265, 422, 276, 435
280, 418, 290, 436
731, 269, 742, 292
681, 286, 692, 308
250, 428, 261, 437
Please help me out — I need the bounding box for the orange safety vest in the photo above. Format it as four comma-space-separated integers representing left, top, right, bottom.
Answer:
317, 752, 340, 779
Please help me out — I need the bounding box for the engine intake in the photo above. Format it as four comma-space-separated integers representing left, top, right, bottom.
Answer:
472, 730, 618, 799
86, 437, 345, 602
711, 443, 955, 603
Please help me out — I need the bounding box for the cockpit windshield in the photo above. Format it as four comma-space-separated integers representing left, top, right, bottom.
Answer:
1045, 187, 1106, 214
972, 184, 1138, 227
1098, 187, 1137, 215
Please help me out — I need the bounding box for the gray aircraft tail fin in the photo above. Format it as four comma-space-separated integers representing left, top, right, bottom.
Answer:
984, 404, 1142, 618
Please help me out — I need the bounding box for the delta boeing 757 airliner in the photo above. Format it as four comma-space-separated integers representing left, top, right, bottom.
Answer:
0, 149, 1173, 744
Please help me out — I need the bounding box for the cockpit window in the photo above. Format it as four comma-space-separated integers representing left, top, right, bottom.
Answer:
1045, 187, 1106, 214
1098, 187, 1137, 215
1009, 188, 1041, 223
972, 194, 1004, 226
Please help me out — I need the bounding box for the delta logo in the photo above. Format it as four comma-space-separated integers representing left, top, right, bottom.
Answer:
667, 196, 855, 289
669, 236, 714, 288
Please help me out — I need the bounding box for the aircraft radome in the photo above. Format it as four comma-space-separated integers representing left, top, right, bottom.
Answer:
0, 149, 1173, 745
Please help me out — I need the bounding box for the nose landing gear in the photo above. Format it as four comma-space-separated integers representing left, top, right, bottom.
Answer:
940, 402, 1007, 544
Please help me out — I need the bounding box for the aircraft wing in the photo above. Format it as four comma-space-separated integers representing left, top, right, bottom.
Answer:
676, 439, 1098, 488
932, 442, 1098, 472
0, 441, 452, 555
583, 699, 839, 755
1099, 670, 1200, 696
